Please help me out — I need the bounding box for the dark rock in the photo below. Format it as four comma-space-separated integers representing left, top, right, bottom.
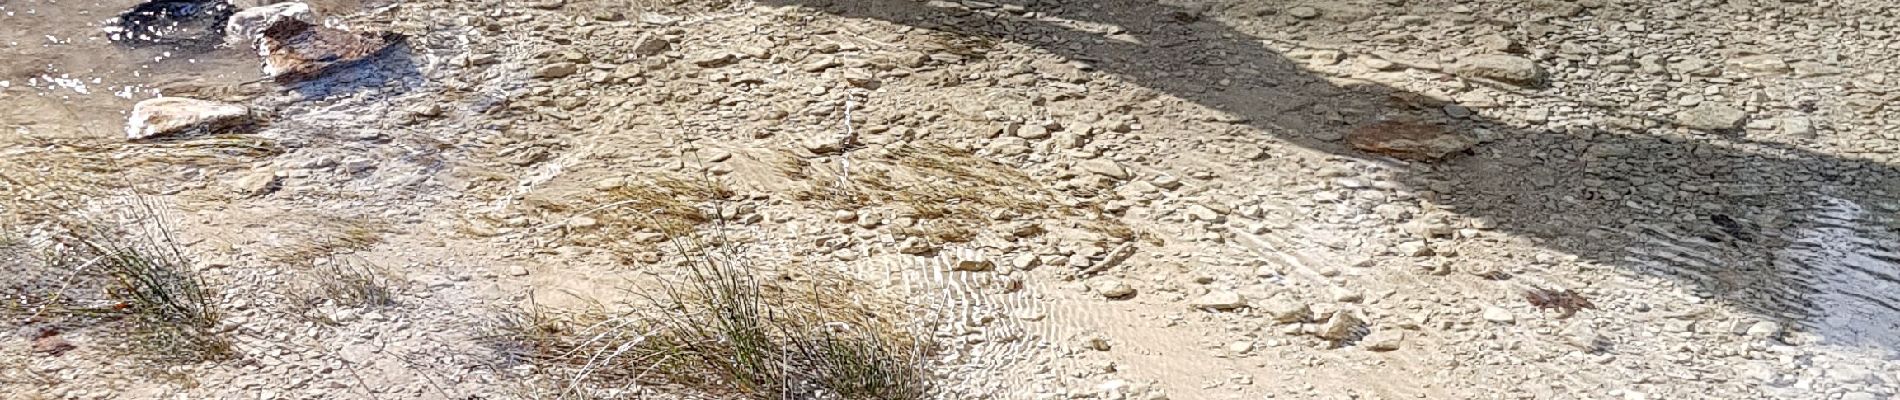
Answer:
1347, 121, 1475, 161
257, 18, 405, 83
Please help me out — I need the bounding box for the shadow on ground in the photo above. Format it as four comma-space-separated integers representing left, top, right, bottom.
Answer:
760, 0, 1900, 355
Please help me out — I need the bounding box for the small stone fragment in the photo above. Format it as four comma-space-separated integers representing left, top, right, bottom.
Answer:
1728, 55, 1791, 74
1078, 159, 1131, 181
536, 62, 579, 79
1361, 330, 1405, 351
1454, 55, 1546, 87
232, 170, 281, 197
32, 336, 75, 356
1482, 306, 1515, 323
1264, 299, 1311, 323
226, 2, 315, 46
1190, 291, 1247, 310
1745, 321, 1782, 337
1094, 279, 1136, 299
631, 33, 671, 57
1287, 6, 1320, 19
1395, 241, 1434, 257
1315, 310, 1365, 340
1677, 104, 1747, 131
952, 249, 995, 272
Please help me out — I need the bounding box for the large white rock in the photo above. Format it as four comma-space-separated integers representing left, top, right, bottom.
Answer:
125, 97, 251, 141
226, 2, 316, 46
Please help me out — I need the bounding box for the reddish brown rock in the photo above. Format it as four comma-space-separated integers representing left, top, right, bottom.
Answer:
1346, 121, 1475, 161
32, 335, 75, 356
256, 18, 403, 83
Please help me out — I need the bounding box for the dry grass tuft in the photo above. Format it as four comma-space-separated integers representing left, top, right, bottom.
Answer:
288, 257, 402, 324
490, 235, 934, 400
261, 217, 388, 265
792, 143, 1053, 244
3, 197, 234, 363
533, 174, 732, 261
2, 135, 238, 362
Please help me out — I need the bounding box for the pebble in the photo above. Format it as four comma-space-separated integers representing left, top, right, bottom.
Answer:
1094, 279, 1137, 299
536, 62, 579, 78
1481, 307, 1515, 323
1189, 291, 1247, 310
1361, 330, 1404, 351
1288, 6, 1320, 19
1264, 298, 1312, 323
1078, 159, 1131, 181
1315, 310, 1365, 340
1454, 55, 1546, 87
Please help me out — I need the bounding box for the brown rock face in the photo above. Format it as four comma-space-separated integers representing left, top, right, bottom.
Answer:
257, 18, 403, 83
1346, 121, 1476, 161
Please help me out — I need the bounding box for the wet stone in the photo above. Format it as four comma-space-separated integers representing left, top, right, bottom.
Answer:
107, 0, 238, 50
257, 18, 405, 83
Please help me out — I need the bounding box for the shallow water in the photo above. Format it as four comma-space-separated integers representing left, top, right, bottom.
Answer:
0, 0, 281, 136
1777, 196, 1900, 354
1626, 192, 1900, 357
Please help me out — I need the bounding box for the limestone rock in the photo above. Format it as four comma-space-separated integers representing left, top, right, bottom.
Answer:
125, 97, 252, 141
1263, 298, 1311, 323
1347, 121, 1474, 161
1481, 306, 1515, 323
226, 2, 315, 46
1728, 55, 1791, 74
1094, 279, 1136, 299
1190, 291, 1247, 310
631, 33, 672, 57
951, 249, 995, 272
1078, 159, 1131, 181
1744, 321, 1782, 337
536, 62, 579, 79
1395, 241, 1434, 257
1361, 330, 1404, 351
1475, 34, 1522, 53
1454, 55, 1546, 87
1315, 310, 1365, 340
231, 170, 281, 197
1287, 6, 1320, 19
1677, 104, 1747, 131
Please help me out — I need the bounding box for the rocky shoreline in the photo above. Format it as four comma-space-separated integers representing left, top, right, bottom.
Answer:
4, 0, 1899, 399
